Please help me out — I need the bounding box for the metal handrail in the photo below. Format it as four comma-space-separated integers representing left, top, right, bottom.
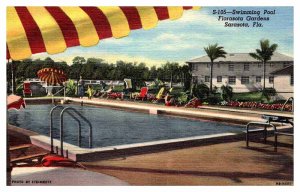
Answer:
49, 105, 82, 154
246, 121, 277, 148
281, 97, 293, 112
60, 107, 93, 157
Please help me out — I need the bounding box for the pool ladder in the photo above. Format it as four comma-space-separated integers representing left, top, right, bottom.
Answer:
49, 105, 93, 157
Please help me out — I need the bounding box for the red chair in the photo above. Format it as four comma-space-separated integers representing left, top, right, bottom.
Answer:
23, 82, 32, 97
134, 87, 148, 101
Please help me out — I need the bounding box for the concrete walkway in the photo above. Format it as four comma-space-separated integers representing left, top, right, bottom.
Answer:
82, 135, 293, 185
66, 97, 271, 123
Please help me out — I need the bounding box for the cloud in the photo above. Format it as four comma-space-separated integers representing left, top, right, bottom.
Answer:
177, 10, 218, 25
154, 33, 182, 42
151, 32, 213, 52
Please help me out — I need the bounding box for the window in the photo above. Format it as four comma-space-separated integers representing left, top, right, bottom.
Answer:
241, 76, 250, 84
257, 63, 262, 68
256, 76, 261, 83
244, 64, 250, 71
205, 76, 210, 82
269, 63, 274, 67
291, 73, 294, 85
217, 63, 220, 68
207, 63, 210, 68
269, 76, 274, 84
217, 76, 222, 83
228, 76, 236, 84
192, 64, 198, 71
228, 64, 234, 71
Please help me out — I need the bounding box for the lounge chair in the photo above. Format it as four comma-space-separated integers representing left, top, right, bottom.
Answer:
134, 87, 148, 101
101, 87, 113, 98
105, 87, 123, 99
185, 97, 201, 108
151, 87, 166, 103
23, 82, 32, 97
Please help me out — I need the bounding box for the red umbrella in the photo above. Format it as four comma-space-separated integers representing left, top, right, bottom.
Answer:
37, 68, 67, 85
7, 94, 26, 110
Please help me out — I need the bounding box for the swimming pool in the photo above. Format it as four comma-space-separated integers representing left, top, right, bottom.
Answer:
8, 104, 244, 148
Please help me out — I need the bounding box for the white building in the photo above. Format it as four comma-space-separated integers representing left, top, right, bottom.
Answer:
270, 65, 294, 99
186, 52, 293, 93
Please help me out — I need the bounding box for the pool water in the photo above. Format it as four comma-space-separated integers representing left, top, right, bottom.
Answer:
8, 104, 244, 148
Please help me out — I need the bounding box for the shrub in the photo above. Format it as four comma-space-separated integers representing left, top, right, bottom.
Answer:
262, 88, 277, 102
65, 80, 77, 96
206, 95, 222, 105
177, 92, 189, 105
192, 83, 209, 100
220, 85, 233, 101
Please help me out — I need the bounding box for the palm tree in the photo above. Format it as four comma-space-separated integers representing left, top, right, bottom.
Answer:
204, 44, 227, 93
249, 39, 278, 90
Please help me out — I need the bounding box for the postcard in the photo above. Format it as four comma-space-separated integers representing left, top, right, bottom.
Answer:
5, 5, 294, 187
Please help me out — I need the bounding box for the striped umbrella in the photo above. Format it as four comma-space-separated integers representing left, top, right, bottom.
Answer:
6, 6, 200, 61
37, 68, 67, 85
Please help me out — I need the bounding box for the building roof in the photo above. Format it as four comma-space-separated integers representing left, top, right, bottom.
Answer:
270, 65, 293, 75
186, 52, 293, 63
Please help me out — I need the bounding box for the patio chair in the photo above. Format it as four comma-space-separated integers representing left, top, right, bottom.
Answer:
134, 87, 148, 101
23, 82, 32, 97
152, 87, 166, 103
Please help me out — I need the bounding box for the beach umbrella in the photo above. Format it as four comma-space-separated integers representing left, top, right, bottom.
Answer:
7, 94, 26, 110
6, 6, 200, 60
37, 67, 67, 85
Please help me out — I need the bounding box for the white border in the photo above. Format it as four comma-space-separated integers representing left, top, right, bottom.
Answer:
1, 0, 299, 192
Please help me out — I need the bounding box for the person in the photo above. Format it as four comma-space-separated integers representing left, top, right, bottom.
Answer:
164, 91, 175, 106
87, 85, 93, 99
100, 81, 107, 91
78, 76, 85, 99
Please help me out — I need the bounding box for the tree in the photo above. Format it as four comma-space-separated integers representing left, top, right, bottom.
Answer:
180, 65, 192, 91
204, 44, 227, 93
72, 56, 86, 65
249, 39, 278, 90
220, 84, 233, 101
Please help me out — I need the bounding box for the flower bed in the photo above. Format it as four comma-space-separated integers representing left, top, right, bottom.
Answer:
222, 101, 293, 112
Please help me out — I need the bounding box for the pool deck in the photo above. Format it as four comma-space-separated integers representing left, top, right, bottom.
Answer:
25, 96, 293, 123
64, 97, 292, 123
83, 135, 293, 185
8, 124, 293, 185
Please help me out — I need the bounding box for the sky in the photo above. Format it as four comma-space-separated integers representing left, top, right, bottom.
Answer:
31, 6, 293, 66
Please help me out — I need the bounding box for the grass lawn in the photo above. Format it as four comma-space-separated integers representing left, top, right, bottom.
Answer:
232, 92, 264, 102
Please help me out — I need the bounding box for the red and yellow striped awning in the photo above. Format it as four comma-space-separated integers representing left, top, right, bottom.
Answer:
7, 6, 200, 61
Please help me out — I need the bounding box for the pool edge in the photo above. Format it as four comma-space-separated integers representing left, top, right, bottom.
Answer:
30, 132, 245, 162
